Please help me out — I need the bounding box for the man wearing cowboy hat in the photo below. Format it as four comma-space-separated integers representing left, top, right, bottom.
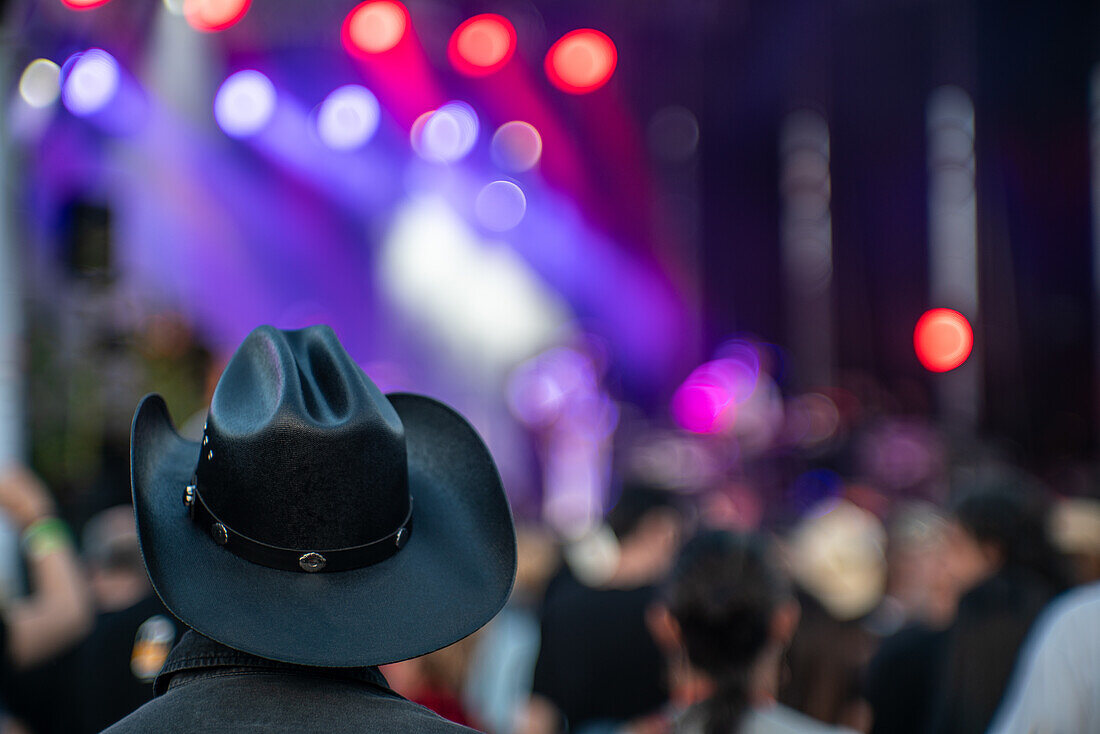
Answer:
103, 325, 517, 733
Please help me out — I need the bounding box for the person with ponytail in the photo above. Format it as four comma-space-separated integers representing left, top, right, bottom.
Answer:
659, 530, 856, 734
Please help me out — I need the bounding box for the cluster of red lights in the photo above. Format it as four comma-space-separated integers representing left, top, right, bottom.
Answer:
60, 0, 617, 93
342, 1, 617, 94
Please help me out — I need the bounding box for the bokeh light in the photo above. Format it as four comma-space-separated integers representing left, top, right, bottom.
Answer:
316, 85, 380, 150
448, 14, 517, 77
343, 0, 408, 57
671, 359, 754, 434
647, 105, 700, 162
183, 0, 251, 32
60, 0, 111, 10
417, 102, 479, 162
214, 70, 276, 138
19, 59, 61, 109
475, 180, 527, 232
491, 121, 542, 172
914, 308, 973, 372
61, 49, 120, 117
544, 29, 617, 94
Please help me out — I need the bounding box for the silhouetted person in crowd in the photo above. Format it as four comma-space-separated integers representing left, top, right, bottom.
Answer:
662, 530, 854, 734
864, 505, 957, 734
103, 325, 516, 733
526, 482, 684, 734
929, 482, 1068, 734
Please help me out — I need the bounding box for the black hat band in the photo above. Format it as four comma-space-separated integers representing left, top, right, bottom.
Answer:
183, 481, 413, 573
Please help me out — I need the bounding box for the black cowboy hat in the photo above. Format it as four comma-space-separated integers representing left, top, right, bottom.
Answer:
131, 325, 516, 667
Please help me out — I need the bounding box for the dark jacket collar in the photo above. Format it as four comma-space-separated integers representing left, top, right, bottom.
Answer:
154, 630, 393, 696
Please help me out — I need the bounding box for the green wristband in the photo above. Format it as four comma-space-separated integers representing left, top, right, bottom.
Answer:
21, 517, 72, 559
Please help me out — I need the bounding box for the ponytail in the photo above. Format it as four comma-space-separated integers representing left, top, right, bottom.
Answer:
704, 667, 752, 734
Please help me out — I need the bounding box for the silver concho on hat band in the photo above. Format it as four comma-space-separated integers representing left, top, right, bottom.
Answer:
299, 552, 326, 572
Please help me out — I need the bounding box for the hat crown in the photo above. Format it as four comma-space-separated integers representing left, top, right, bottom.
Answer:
195, 325, 408, 550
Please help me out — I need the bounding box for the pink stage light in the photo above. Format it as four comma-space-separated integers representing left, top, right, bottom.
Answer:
343, 0, 409, 57
544, 29, 617, 95
448, 14, 517, 77
914, 308, 973, 372
671, 359, 747, 434
184, 0, 251, 32
184, 0, 250, 31
60, 0, 111, 10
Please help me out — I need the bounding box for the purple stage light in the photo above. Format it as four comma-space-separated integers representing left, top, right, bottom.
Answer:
61, 49, 120, 116
316, 85, 380, 150
214, 70, 276, 138
475, 180, 527, 231
418, 101, 478, 162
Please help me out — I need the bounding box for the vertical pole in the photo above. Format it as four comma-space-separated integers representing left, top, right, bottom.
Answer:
780, 110, 834, 389
927, 86, 980, 428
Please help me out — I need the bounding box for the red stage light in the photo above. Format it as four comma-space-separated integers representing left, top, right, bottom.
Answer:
184, 0, 251, 32
60, 0, 111, 9
914, 308, 973, 372
448, 14, 517, 77
343, 0, 409, 57
544, 29, 617, 94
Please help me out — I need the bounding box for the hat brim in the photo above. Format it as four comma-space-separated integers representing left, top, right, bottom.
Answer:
131, 392, 516, 668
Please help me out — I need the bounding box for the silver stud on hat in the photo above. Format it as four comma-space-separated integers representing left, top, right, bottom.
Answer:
183, 484, 196, 508
299, 552, 326, 573
395, 527, 407, 549
211, 523, 228, 545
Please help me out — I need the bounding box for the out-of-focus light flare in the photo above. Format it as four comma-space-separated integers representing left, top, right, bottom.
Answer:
914, 308, 973, 372
671, 359, 754, 434
60, 0, 111, 10
491, 121, 542, 172
343, 0, 408, 57
61, 49, 120, 117
163, 0, 184, 14
544, 29, 617, 94
316, 85, 380, 150
184, 0, 251, 32
448, 14, 517, 77
19, 59, 61, 108
647, 106, 700, 163
475, 180, 527, 231
214, 70, 276, 138
417, 101, 478, 162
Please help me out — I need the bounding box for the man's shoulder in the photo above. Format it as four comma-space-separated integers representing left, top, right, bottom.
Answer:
744, 704, 858, 734
101, 669, 480, 734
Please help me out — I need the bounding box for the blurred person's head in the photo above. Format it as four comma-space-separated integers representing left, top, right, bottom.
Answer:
1048, 496, 1100, 585
663, 530, 798, 734
787, 499, 887, 622
605, 480, 685, 586
946, 482, 1066, 594
883, 502, 954, 626
82, 504, 149, 612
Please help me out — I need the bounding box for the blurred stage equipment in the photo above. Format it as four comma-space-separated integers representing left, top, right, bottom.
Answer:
926, 86, 979, 427
780, 110, 833, 389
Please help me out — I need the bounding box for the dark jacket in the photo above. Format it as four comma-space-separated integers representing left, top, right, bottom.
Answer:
100, 631, 481, 733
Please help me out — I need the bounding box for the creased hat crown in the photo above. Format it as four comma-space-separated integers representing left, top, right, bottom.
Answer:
194, 325, 409, 550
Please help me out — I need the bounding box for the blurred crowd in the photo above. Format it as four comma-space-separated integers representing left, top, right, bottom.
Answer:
0, 445, 1098, 733
0, 314, 1097, 733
